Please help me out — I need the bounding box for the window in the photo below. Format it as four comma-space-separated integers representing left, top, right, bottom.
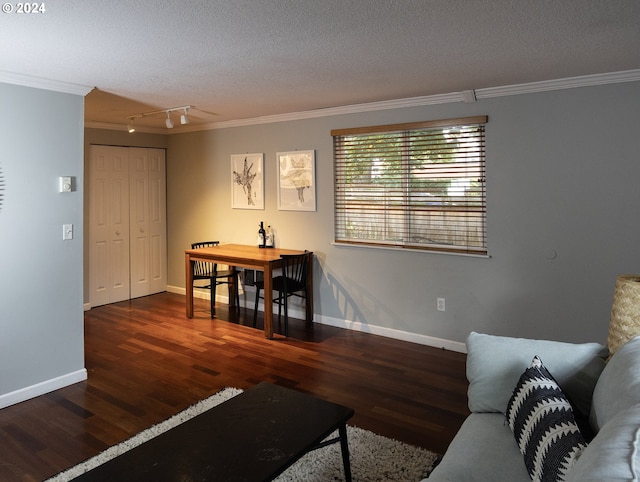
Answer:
332, 116, 487, 255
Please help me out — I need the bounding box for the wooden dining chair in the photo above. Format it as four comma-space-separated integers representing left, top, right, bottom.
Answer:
191, 241, 240, 318
253, 251, 310, 336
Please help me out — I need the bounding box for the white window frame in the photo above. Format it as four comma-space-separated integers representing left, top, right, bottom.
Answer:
332, 116, 488, 255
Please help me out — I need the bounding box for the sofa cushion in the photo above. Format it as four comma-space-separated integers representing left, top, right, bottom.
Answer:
590, 335, 640, 432
566, 404, 640, 481
466, 332, 608, 417
506, 356, 587, 482
424, 413, 531, 482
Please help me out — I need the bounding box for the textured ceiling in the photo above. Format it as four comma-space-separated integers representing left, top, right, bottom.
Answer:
1, 0, 639, 131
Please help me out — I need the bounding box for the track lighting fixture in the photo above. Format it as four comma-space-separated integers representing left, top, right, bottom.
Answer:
125, 105, 193, 133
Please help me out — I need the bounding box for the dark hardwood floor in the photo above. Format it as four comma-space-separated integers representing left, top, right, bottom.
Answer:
0, 292, 469, 481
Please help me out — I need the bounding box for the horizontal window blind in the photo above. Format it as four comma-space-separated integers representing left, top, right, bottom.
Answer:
332, 116, 487, 255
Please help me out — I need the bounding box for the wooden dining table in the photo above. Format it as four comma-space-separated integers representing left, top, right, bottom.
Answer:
185, 243, 313, 339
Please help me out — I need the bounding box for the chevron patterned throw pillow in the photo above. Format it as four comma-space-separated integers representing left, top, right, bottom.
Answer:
506, 356, 587, 482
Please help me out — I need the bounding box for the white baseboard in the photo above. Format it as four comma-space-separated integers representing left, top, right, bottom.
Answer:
0, 369, 88, 409
167, 285, 466, 353
167, 285, 185, 296
315, 314, 467, 353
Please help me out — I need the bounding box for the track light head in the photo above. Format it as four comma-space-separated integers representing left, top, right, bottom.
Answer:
180, 107, 190, 125
127, 118, 135, 133
165, 112, 174, 129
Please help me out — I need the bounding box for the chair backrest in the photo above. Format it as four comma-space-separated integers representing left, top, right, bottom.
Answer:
280, 251, 310, 290
191, 241, 219, 278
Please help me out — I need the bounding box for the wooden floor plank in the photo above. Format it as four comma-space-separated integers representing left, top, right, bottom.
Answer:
0, 292, 469, 481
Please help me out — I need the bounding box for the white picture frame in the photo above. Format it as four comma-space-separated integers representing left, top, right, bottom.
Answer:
277, 150, 316, 211
231, 153, 264, 209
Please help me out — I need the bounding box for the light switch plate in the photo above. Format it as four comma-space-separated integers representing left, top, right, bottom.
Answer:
63, 224, 73, 240
59, 176, 72, 192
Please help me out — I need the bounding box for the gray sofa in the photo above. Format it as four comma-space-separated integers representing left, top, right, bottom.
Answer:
426, 332, 640, 481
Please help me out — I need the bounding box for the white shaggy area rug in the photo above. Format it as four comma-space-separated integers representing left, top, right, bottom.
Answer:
46, 387, 439, 481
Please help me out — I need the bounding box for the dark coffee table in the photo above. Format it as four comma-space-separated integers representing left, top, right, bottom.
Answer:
73, 382, 355, 481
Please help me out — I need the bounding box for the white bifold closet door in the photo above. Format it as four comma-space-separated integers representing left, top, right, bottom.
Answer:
89, 145, 167, 308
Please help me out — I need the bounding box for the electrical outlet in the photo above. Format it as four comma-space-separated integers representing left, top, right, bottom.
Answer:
437, 298, 446, 311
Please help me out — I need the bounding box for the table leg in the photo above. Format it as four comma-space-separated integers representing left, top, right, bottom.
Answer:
185, 254, 194, 318
339, 423, 352, 482
306, 253, 314, 322
229, 265, 237, 308
263, 264, 273, 339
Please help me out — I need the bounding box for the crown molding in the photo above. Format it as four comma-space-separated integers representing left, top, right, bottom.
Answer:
200, 92, 464, 131
85, 69, 640, 133
197, 69, 640, 131
0, 71, 93, 96
476, 69, 640, 99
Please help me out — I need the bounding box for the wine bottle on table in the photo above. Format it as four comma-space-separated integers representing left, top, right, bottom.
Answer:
258, 222, 266, 248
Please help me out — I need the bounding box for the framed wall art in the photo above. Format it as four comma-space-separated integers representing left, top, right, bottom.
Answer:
231, 153, 264, 209
277, 150, 316, 211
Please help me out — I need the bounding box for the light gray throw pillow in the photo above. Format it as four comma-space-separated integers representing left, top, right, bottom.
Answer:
466, 332, 608, 417
566, 405, 640, 481
590, 335, 640, 432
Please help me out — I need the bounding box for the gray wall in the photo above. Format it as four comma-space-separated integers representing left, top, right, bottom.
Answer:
0, 83, 86, 405
166, 81, 640, 348
4, 77, 635, 406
